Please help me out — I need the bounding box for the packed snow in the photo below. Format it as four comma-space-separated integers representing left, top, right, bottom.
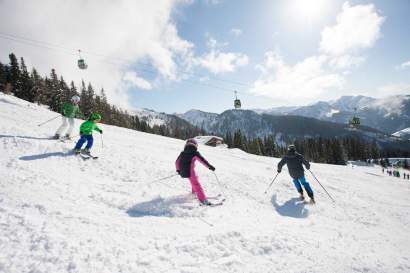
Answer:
1, 92, 410, 273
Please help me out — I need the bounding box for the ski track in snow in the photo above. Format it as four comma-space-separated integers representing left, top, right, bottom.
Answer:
1, 92, 410, 273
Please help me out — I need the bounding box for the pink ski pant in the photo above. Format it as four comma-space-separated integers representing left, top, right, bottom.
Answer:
189, 175, 206, 202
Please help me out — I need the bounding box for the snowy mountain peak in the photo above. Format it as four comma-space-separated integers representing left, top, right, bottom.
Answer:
255, 94, 409, 133
330, 95, 375, 111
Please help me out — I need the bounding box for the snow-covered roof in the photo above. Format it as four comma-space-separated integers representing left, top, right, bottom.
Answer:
194, 135, 224, 145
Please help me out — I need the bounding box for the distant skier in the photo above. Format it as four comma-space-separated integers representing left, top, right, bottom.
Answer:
73, 113, 103, 155
175, 138, 216, 206
54, 95, 83, 139
277, 145, 315, 203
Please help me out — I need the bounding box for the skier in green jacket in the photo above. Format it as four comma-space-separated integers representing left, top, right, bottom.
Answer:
54, 95, 83, 139
74, 113, 103, 155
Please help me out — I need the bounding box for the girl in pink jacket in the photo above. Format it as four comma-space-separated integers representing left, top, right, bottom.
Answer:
175, 139, 215, 206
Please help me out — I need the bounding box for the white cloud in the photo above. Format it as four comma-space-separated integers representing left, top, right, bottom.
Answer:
320, 2, 384, 56
198, 51, 248, 74
123, 72, 152, 90
0, 0, 194, 108
251, 2, 385, 104
378, 83, 410, 95
328, 55, 365, 70
197, 37, 249, 74
231, 28, 242, 36
251, 51, 344, 101
400, 60, 410, 69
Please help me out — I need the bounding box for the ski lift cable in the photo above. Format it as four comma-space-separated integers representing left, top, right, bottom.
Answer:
0, 32, 252, 96
0, 32, 253, 88
0, 33, 254, 97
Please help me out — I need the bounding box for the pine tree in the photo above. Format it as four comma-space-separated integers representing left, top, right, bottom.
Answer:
8, 53, 20, 96
0, 62, 8, 90
79, 81, 91, 118
46, 69, 63, 112
18, 57, 35, 102
30, 68, 42, 103
225, 132, 233, 148
233, 130, 243, 149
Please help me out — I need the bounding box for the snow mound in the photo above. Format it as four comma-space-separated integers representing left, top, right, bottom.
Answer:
1, 92, 410, 273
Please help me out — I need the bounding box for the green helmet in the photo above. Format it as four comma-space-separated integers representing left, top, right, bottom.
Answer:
90, 113, 102, 121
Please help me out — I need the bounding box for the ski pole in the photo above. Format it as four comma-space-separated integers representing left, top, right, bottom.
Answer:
37, 115, 60, 127
100, 134, 104, 149
264, 172, 280, 194
212, 172, 226, 198
308, 170, 335, 203
149, 174, 179, 184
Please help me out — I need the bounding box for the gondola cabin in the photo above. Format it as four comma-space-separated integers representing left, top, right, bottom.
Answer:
234, 91, 241, 109
77, 50, 88, 69
77, 58, 88, 70
349, 116, 360, 127
234, 98, 241, 109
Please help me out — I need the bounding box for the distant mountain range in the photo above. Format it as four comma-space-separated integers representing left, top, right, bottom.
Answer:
130, 95, 410, 149
256, 95, 410, 134
130, 108, 204, 137
178, 108, 409, 148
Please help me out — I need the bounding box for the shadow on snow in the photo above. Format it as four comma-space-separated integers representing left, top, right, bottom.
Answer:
0, 134, 52, 141
271, 195, 309, 218
126, 194, 196, 218
19, 151, 74, 161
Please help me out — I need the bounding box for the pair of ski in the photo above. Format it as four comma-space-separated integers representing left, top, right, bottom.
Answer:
51, 136, 72, 143
53, 137, 98, 160
76, 151, 98, 160
201, 194, 225, 207
298, 196, 316, 205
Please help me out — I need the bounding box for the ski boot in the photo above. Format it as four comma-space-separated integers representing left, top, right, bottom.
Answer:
309, 197, 316, 204
82, 148, 91, 156
53, 134, 60, 139
299, 193, 305, 201
200, 199, 212, 206
74, 148, 81, 155
64, 134, 71, 140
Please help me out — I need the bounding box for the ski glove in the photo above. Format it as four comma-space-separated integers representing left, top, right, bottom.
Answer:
98, 129, 103, 134
209, 166, 216, 171
277, 168, 281, 173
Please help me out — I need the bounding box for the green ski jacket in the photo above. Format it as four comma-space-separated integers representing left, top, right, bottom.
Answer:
79, 120, 102, 135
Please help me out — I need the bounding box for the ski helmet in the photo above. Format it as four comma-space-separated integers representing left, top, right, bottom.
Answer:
185, 138, 198, 148
90, 113, 102, 121
287, 144, 296, 152
71, 95, 80, 103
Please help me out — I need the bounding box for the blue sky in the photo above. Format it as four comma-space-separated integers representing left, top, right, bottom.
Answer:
132, 0, 410, 113
1, 0, 410, 113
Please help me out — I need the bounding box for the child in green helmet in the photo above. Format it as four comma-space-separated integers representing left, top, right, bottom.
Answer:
74, 113, 103, 155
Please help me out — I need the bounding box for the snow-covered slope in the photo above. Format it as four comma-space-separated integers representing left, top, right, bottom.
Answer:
1, 92, 410, 273
392, 127, 410, 140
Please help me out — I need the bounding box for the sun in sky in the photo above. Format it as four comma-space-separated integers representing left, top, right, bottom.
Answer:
286, 0, 332, 25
